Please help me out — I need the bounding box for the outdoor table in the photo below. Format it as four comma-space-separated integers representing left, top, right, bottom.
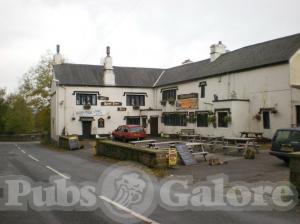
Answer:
185, 142, 208, 161
148, 141, 181, 149
223, 137, 259, 152
179, 134, 201, 141
240, 131, 263, 138
129, 139, 156, 146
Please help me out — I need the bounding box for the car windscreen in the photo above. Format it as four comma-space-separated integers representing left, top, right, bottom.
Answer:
274, 130, 291, 143
129, 127, 143, 132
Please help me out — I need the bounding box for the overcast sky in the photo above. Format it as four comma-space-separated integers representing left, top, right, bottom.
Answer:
1, 0, 300, 92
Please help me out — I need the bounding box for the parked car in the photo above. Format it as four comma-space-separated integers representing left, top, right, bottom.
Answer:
112, 125, 146, 142
269, 128, 300, 163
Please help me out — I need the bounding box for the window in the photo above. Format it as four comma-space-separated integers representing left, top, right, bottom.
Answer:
163, 113, 187, 126
76, 93, 97, 105
263, 111, 270, 129
218, 112, 228, 128
126, 117, 140, 125
290, 131, 300, 142
126, 95, 145, 106
162, 89, 177, 101
274, 130, 290, 143
98, 118, 105, 128
197, 112, 208, 127
199, 81, 207, 98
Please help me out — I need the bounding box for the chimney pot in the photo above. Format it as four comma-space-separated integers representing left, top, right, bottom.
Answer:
106, 46, 110, 56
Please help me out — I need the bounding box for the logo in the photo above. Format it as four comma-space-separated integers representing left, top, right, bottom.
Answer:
96, 162, 157, 223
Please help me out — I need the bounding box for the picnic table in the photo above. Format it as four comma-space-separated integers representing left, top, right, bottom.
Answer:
223, 137, 259, 153
179, 134, 201, 142
240, 131, 263, 138
185, 142, 209, 161
200, 136, 224, 144
148, 141, 181, 149
129, 139, 156, 146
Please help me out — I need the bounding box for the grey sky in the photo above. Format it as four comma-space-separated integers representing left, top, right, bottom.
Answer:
1, 0, 300, 92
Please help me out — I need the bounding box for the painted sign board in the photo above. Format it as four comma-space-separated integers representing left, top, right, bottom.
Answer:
117, 107, 127, 111
76, 109, 102, 117
177, 93, 199, 110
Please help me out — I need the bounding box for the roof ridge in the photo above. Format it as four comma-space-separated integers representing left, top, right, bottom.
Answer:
223, 32, 300, 55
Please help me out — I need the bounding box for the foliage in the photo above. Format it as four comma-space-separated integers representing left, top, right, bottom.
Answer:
19, 51, 57, 133
4, 94, 34, 134
19, 51, 54, 111
0, 88, 9, 133
253, 113, 261, 121
224, 115, 232, 123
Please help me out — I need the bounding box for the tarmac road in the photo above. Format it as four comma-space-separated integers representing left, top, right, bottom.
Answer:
0, 142, 299, 224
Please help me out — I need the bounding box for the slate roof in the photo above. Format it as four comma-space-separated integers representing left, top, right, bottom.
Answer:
156, 33, 300, 86
54, 64, 163, 87
54, 33, 300, 88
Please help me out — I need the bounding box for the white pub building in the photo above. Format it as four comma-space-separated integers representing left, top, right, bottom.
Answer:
50, 33, 300, 142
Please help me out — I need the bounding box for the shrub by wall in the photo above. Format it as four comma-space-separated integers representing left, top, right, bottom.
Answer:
95, 140, 168, 168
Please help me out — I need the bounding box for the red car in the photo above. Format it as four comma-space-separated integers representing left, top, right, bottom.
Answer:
112, 125, 146, 142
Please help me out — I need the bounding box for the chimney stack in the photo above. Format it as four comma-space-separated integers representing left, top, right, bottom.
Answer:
210, 41, 227, 62
53, 44, 63, 65
103, 46, 115, 86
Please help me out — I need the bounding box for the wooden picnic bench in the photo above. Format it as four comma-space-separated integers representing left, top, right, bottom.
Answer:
222, 137, 260, 153
179, 129, 200, 141
148, 141, 181, 149
186, 142, 209, 161
129, 139, 156, 146
240, 131, 263, 139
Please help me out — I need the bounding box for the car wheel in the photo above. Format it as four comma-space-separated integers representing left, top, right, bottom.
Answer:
122, 138, 127, 143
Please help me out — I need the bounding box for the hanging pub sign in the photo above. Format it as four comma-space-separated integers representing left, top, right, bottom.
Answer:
98, 96, 109, 100
113, 102, 122, 106
101, 101, 114, 106
177, 93, 199, 110
117, 107, 127, 111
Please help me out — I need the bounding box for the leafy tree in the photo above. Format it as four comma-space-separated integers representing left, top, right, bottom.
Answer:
4, 94, 34, 134
0, 88, 8, 133
19, 51, 59, 133
19, 51, 54, 111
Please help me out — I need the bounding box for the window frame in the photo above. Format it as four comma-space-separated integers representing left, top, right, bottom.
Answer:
76, 93, 97, 106
217, 111, 229, 128
263, 111, 270, 129
199, 81, 207, 99
126, 95, 145, 106
162, 89, 177, 101
163, 113, 187, 126
197, 112, 208, 127
126, 117, 141, 125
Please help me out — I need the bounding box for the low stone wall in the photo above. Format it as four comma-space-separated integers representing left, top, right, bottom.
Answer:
289, 152, 300, 196
95, 140, 168, 168
59, 135, 80, 150
0, 133, 42, 142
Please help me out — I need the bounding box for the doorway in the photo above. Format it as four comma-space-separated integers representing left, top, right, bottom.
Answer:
150, 117, 158, 136
82, 121, 92, 139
